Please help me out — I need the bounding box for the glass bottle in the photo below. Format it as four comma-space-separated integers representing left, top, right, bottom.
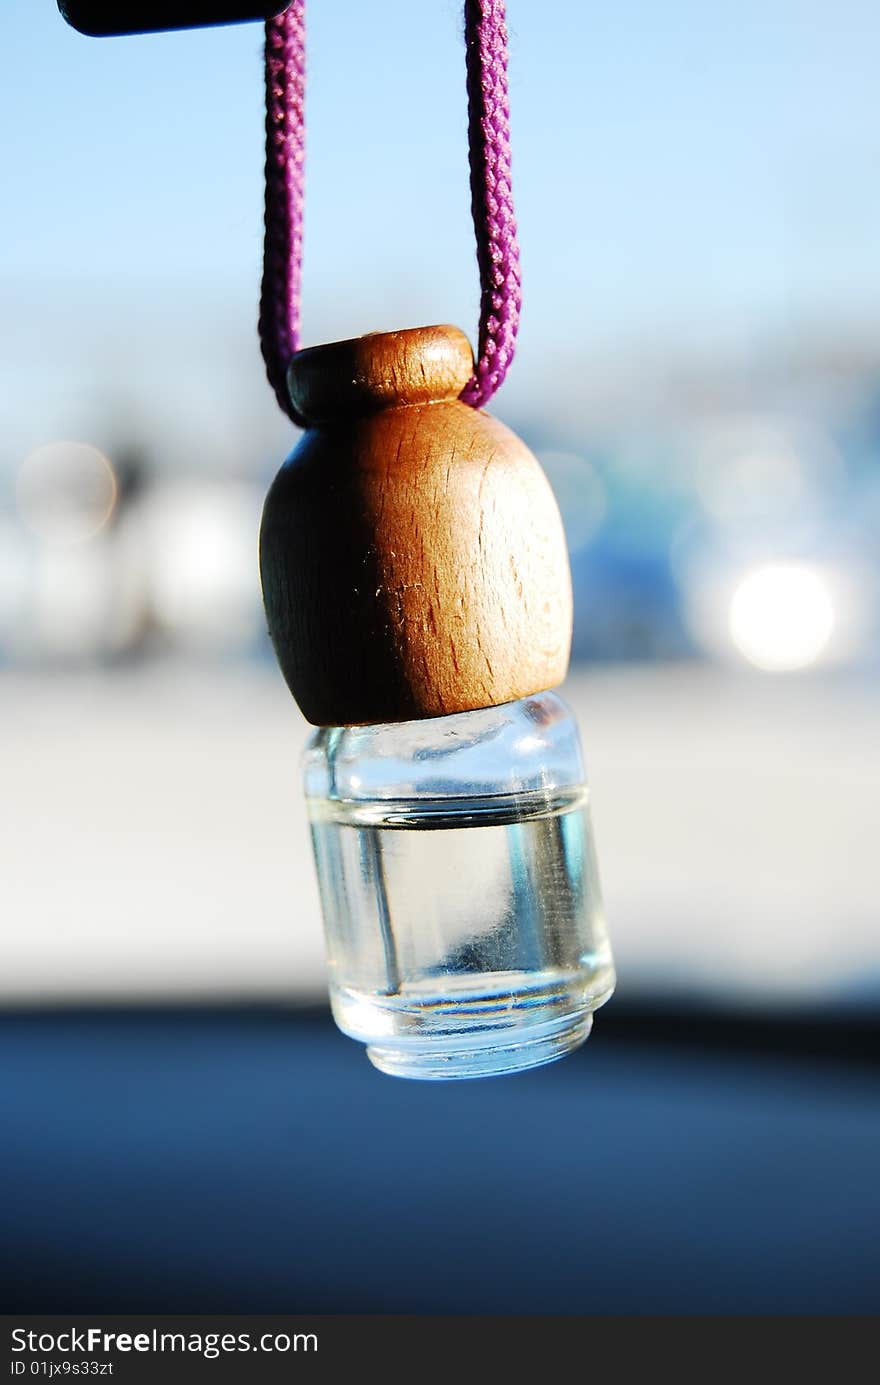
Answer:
303, 691, 614, 1080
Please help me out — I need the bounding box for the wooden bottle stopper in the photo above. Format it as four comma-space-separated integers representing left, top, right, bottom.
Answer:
259, 325, 572, 726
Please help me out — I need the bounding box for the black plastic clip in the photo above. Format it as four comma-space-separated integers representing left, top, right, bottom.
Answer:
57, 1, 289, 37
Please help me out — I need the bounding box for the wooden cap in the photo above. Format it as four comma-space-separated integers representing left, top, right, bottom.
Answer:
261, 325, 573, 726
287, 324, 475, 425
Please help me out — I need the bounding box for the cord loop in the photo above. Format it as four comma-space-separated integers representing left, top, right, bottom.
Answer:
259, 1, 521, 424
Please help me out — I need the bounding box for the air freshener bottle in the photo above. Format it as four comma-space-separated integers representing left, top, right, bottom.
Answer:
260, 326, 615, 1079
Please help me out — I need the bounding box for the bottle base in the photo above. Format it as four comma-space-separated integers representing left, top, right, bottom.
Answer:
330, 966, 614, 1081
365, 1010, 594, 1081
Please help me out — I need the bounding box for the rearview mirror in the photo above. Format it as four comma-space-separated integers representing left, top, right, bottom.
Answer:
57, 1, 290, 37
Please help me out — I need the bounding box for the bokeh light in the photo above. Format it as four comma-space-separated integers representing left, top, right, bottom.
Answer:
728, 562, 835, 672
693, 417, 843, 530
17, 442, 118, 545
538, 450, 607, 553
144, 481, 263, 652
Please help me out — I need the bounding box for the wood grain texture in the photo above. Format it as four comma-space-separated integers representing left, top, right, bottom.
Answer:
260, 326, 572, 726
286, 324, 475, 423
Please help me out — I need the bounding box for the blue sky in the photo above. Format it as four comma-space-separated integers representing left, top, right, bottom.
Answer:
3, 1, 880, 444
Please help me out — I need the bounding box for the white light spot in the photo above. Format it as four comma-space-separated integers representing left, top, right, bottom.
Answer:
729, 563, 834, 672
144, 481, 262, 651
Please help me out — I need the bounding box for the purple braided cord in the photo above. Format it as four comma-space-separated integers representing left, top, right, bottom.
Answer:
459, 0, 521, 407
258, 0, 521, 421
259, 2, 305, 424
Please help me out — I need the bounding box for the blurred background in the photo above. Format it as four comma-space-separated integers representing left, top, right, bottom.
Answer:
1, 0, 878, 1314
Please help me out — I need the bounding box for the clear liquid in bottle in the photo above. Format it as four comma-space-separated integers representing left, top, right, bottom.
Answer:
304, 693, 615, 1080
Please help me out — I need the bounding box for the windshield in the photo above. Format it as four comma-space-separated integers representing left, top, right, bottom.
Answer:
2, 0, 878, 1017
